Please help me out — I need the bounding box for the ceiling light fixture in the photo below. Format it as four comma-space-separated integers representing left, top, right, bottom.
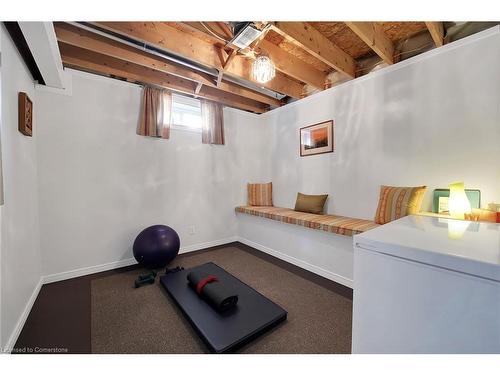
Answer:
252, 55, 276, 84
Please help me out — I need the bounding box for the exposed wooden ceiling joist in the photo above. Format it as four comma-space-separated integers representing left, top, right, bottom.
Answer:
178, 22, 328, 90
56, 24, 213, 85
59, 43, 269, 113
54, 23, 281, 107
425, 22, 445, 47
222, 49, 237, 69
177, 22, 231, 45
52, 20, 485, 113
93, 22, 304, 99
345, 22, 395, 64
198, 22, 233, 41
272, 22, 356, 78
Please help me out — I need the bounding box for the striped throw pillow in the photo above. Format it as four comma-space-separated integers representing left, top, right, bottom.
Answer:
247, 183, 273, 206
374, 185, 427, 224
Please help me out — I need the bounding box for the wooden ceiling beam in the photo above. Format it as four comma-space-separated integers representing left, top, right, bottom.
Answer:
345, 22, 394, 65
59, 43, 269, 114
175, 20, 327, 98
199, 84, 269, 110
93, 22, 303, 99
54, 23, 281, 107
56, 23, 214, 85
215, 22, 233, 40
272, 22, 356, 78
425, 22, 445, 47
222, 49, 237, 69
182, 22, 233, 42
178, 21, 327, 91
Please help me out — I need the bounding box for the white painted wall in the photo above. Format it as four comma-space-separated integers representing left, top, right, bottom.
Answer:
3, 24, 500, 350
36, 70, 266, 278
236, 27, 500, 288
228, 108, 273, 204
262, 27, 500, 221
36, 27, 500, 283
0, 25, 42, 350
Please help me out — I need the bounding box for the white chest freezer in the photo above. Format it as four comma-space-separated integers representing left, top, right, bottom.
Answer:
352, 215, 500, 353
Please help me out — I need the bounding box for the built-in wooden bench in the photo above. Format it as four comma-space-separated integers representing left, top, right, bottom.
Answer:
235, 205, 380, 287
235, 206, 379, 237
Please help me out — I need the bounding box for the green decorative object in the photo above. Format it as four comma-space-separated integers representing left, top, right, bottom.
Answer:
432, 189, 481, 213
134, 270, 157, 288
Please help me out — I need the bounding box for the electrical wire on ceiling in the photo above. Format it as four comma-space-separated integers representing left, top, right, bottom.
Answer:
200, 22, 231, 43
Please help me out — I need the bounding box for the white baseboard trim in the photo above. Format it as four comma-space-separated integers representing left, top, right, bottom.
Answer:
42, 257, 138, 284
179, 236, 238, 254
237, 236, 353, 288
42, 236, 239, 285
4, 278, 43, 353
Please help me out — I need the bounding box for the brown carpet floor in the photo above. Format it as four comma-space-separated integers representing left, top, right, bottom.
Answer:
91, 245, 352, 353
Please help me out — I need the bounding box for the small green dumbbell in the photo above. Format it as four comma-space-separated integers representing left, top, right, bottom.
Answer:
138, 270, 157, 281
134, 274, 155, 288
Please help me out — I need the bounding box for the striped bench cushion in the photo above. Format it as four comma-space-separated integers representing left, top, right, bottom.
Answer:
235, 206, 379, 237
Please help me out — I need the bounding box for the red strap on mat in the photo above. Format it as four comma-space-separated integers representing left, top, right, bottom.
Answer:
196, 275, 218, 295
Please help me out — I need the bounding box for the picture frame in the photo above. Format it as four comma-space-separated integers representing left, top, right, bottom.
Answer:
432, 188, 481, 213
18, 92, 33, 137
299, 120, 333, 157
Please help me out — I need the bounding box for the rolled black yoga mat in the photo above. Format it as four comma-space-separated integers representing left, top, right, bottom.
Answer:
187, 270, 238, 312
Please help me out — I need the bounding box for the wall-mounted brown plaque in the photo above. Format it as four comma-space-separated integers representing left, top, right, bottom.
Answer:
18, 92, 33, 136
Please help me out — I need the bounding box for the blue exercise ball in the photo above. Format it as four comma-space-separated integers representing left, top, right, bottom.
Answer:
133, 225, 180, 269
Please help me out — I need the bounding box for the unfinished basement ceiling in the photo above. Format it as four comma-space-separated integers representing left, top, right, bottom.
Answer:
264, 29, 332, 73
48, 21, 500, 113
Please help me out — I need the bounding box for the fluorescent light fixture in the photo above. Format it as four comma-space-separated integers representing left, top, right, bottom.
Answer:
231, 24, 262, 49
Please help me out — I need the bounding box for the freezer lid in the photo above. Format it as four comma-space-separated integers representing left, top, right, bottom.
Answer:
354, 215, 500, 282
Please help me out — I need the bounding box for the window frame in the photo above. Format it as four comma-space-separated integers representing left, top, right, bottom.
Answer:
171, 94, 203, 133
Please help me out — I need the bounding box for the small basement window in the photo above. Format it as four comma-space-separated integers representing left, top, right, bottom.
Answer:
171, 94, 202, 132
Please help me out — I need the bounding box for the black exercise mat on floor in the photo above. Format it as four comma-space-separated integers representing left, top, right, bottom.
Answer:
160, 262, 287, 353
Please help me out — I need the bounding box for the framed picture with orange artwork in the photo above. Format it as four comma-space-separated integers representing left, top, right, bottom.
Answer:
299, 120, 333, 157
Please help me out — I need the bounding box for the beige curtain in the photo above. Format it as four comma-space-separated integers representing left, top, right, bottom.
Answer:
201, 99, 225, 145
137, 87, 172, 139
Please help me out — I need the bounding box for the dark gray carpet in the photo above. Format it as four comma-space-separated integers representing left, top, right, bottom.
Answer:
91, 245, 352, 353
